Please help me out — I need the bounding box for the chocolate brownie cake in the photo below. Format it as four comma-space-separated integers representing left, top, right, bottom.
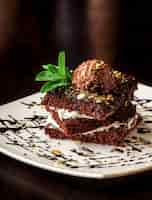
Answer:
44, 95, 138, 145
36, 52, 139, 145
46, 101, 136, 135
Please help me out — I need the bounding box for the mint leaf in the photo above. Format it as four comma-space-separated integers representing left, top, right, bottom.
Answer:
65, 67, 72, 81
40, 81, 68, 93
42, 65, 49, 70
42, 64, 58, 73
40, 81, 54, 93
35, 71, 61, 82
58, 51, 66, 76
35, 51, 72, 93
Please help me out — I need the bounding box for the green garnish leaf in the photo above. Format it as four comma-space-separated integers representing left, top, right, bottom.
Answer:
65, 67, 72, 81
35, 71, 61, 82
58, 51, 66, 76
35, 51, 72, 93
42, 64, 58, 73
40, 81, 69, 93
42, 64, 49, 70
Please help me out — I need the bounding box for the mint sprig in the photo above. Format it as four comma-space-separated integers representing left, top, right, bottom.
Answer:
58, 51, 66, 76
35, 51, 72, 93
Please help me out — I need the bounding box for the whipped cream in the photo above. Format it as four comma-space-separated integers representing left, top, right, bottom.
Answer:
57, 109, 94, 120
81, 114, 138, 135
49, 107, 94, 120
47, 107, 139, 135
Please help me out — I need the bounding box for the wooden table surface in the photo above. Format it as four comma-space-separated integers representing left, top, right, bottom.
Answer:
1, 152, 152, 200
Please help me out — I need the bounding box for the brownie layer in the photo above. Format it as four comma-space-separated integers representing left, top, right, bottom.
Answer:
42, 68, 137, 145
48, 102, 136, 135
42, 73, 136, 121
45, 113, 139, 145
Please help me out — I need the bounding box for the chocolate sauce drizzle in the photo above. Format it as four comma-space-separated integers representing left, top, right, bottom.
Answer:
20, 101, 41, 109
1, 97, 152, 170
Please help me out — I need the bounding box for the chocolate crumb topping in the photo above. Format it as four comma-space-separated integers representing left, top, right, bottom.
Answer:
72, 59, 116, 94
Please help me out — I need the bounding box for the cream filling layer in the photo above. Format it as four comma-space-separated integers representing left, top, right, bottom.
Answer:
47, 108, 138, 135
81, 114, 138, 135
49, 107, 94, 120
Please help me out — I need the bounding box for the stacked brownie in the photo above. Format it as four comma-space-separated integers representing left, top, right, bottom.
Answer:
42, 60, 139, 145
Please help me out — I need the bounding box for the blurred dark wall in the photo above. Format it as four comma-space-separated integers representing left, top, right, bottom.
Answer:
0, 0, 152, 104
118, 1, 152, 80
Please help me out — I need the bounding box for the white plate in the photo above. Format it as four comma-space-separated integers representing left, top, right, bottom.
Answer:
1, 84, 152, 179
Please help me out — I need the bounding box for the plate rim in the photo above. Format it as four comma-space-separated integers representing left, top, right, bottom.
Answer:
1, 145, 152, 180
0, 83, 152, 179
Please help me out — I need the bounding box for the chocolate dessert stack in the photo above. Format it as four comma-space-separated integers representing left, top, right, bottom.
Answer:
36, 52, 139, 145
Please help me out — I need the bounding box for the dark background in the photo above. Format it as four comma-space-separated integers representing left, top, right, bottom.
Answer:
1, 1, 152, 199
0, 0, 152, 104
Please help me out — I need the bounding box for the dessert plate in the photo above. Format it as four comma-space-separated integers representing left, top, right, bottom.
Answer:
1, 84, 152, 179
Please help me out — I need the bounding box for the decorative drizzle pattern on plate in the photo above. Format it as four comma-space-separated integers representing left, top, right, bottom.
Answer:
1, 89, 152, 176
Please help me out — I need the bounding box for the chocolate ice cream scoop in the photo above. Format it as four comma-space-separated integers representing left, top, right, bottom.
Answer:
72, 59, 116, 93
